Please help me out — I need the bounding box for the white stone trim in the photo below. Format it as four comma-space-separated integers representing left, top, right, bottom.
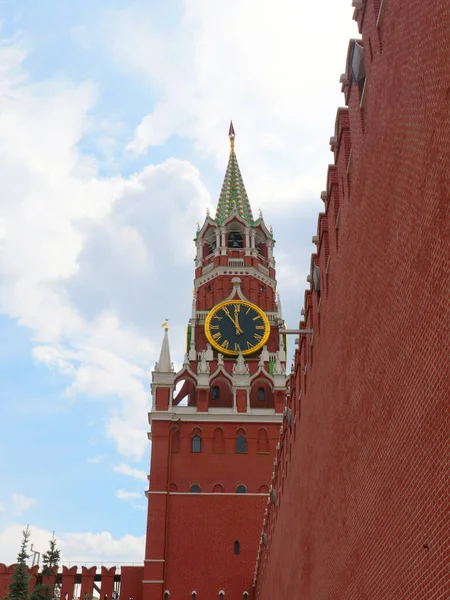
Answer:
146, 491, 270, 496
196, 266, 275, 290
144, 559, 165, 562
149, 410, 283, 424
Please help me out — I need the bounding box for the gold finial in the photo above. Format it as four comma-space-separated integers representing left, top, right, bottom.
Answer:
161, 320, 169, 332
229, 120, 235, 151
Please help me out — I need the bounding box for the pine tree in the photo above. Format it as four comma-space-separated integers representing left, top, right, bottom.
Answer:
41, 537, 60, 579
4, 526, 31, 600
30, 536, 60, 600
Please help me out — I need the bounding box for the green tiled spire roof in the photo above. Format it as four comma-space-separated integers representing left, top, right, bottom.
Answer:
215, 122, 254, 225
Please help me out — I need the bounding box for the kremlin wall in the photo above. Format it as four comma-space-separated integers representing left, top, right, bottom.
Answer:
253, 0, 450, 598
1, 0, 449, 598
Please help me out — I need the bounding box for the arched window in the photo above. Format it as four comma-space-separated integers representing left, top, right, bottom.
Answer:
169, 482, 178, 492
219, 592, 225, 600
192, 435, 201, 453
259, 484, 269, 494
236, 484, 247, 494
164, 593, 169, 600
236, 428, 247, 454
192, 592, 197, 600
234, 540, 240, 555
173, 377, 196, 407
228, 231, 243, 248
243, 593, 249, 599
190, 484, 201, 493
250, 380, 273, 408
213, 483, 224, 493
213, 427, 225, 453
212, 386, 220, 400
257, 428, 269, 454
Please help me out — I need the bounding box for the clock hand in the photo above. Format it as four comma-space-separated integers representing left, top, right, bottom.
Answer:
234, 308, 243, 336
223, 307, 243, 334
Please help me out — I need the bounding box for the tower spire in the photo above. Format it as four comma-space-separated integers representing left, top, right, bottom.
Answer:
215, 121, 254, 225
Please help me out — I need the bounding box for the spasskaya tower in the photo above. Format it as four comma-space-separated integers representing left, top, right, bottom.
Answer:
144, 123, 286, 599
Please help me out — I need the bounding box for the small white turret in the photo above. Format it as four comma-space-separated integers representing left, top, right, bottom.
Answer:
154, 324, 174, 374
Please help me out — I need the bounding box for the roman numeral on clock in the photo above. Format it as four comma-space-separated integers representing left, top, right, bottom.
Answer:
212, 332, 221, 341
222, 340, 229, 350
210, 325, 219, 330
255, 325, 265, 330
254, 334, 263, 341
247, 342, 254, 350
234, 343, 241, 352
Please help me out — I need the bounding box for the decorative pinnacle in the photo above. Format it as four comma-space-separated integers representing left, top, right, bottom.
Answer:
229, 120, 235, 151
161, 319, 169, 332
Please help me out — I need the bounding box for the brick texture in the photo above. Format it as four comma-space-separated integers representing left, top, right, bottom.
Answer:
254, 1, 450, 598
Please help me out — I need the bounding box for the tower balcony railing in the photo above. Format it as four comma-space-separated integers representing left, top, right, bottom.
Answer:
228, 258, 245, 267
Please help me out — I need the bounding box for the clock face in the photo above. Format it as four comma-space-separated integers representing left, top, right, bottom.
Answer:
205, 300, 271, 356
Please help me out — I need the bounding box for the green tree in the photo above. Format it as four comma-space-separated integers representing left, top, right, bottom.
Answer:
30, 536, 60, 600
4, 526, 31, 600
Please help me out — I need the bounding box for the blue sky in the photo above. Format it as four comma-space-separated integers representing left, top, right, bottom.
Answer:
0, 0, 357, 565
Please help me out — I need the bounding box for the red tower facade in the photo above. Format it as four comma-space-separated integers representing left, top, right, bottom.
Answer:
143, 124, 285, 599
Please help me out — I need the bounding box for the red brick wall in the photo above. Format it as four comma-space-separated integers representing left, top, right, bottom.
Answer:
144, 419, 280, 599
150, 420, 279, 493
166, 495, 264, 597
255, 1, 450, 598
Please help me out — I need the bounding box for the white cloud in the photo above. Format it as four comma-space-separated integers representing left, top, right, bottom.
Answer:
0, 41, 211, 460
100, 0, 358, 208
12, 493, 36, 516
115, 490, 141, 501
115, 490, 146, 511
0, 524, 145, 565
113, 463, 148, 482
87, 455, 105, 464
61, 530, 145, 560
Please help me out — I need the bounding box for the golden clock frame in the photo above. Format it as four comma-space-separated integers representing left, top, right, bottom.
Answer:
204, 299, 271, 356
